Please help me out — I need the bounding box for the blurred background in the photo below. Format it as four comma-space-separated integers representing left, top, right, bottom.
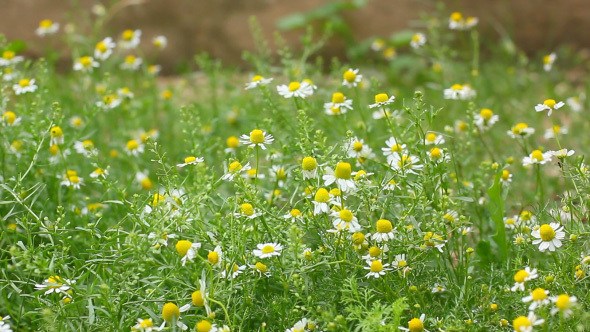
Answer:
2, 0, 589, 73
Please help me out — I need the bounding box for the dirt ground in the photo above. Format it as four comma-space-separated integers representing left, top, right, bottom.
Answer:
2, 0, 589, 72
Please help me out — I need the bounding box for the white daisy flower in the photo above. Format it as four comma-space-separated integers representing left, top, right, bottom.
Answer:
1, 111, 21, 126
276, 81, 313, 98
234, 203, 261, 219
424, 132, 445, 145
364, 259, 391, 278
120, 55, 142, 70
382, 137, 407, 162
239, 129, 274, 149
522, 150, 552, 166
410, 33, 426, 49
13, 78, 38, 95
531, 223, 565, 252
120, 29, 141, 49
543, 52, 557, 72
534, 99, 564, 116
544, 125, 568, 139
324, 92, 353, 112
96, 94, 122, 109
221, 263, 246, 279
474, 108, 499, 132
389, 154, 423, 174
345, 137, 374, 159
551, 149, 574, 159
245, 75, 273, 89
153, 35, 167, 50
253, 243, 283, 258
522, 288, 550, 311
177, 156, 204, 167
508, 123, 535, 139
550, 294, 577, 317
286, 318, 308, 332
322, 162, 356, 192
566, 94, 584, 112
511, 267, 538, 292
342, 68, 362, 87
35, 19, 59, 36
221, 161, 251, 181
175, 240, 202, 266
312, 188, 331, 215
511, 312, 545, 332
0, 51, 24, 66
444, 84, 475, 100
94, 37, 116, 60
73, 56, 99, 72
369, 93, 395, 109
368, 219, 395, 242
399, 313, 428, 332
34, 275, 74, 295
330, 209, 361, 233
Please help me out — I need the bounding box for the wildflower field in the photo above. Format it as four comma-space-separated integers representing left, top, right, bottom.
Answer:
1, 4, 590, 332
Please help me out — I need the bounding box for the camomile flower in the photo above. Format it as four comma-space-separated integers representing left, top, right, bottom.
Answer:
566, 94, 584, 112
389, 154, 423, 174
442, 210, 459, 223
522, 150, 552, 166
508, 123, 535, 138
383, 46, 396, 60
1, 111, 21, 126
511, 267, 538, 292
464, 16, 479, 29
342, 68, 362, 87
96, 94, 122, 109
544, 125, 568, 139
284, 208, 303, 222
371, 38, 385, 51
512, 312, 544, 332
74, 139, 97, 157
551, 149, 574, 159
369, 93, 395, 109
177, 156, 204, 167
429, 147, 450, 163
270, 165, 288, 186
449, 12, 465, 30
117, 87, 134, 99
286, 318, 308, 332
73, 56, 99, 72
2, 67, 16, 81
132, 318, 158, 332
368, 219, 395, 242
410, 33, 426, 49
224, 135, 239, 153
147, 231, 176, 248
13, 78, 38, 95
148, 64, 162, 75
245, 75, 273, 89
550, 294, 577, 317
120, 29, 141, 49
372, 108, 402, 120
0, 316, 13, 332
531, 223, 565, 252
542, 53, 556, 72
522, 288, 550, 311
242, 168, 265, 181
431, 285, 446, 293
34, 275, 74, 295
221, 161, 251, 181
399, 313, 428, 332
325, 105, 348, 116
234, 203, 260, 219
180, 277, 212, 315
153, 36, 167, 50
392, 254, 408, 269
121, 55, 142, 70
70, 116, 84, 129
125, 139, 145, 156
323, 162, 356, 192
535, 99, 564, 116
94, 37, 116, 60
444, 84, 475, 100
364, 259, 391, 278
35, 19, 59, 36
312, 188, 331, 215
135, 171, 153, 190
301, 156, 319, 179
382, 137, 407, 161
221, 263, 246, 279
474, 108, 499, 132
0, 51, 24, 66
276, 81, 313, 98
500, 170, 512, 185
61, 170, 83, 189
253, 243, 283, 258
160, 302, 188, 331
175, 240, 201, 266
345, 137, 374, 159
239, 129, 274, 149
423, 232, 445, 252
331, 209, 361, 233
324, 92, 353, 112
424, 132, 445, 145
49, 126, 65, 145
327, 188, 346, 207
383, 179, 399, 191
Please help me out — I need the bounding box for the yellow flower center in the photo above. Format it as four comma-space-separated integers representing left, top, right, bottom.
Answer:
539, 224, 556, 241
314, 188, 330, 202
354, 170, 367, 180
40, 19, 53, 28
451, 84, 463, 91
367, 246, 380, 257
426, 133, 437, 142
226, 136, 239, 148
184, 156, 196, 164
262, 245, 275, 254
162, 90, 172, 99
302, 156, 317, 170
374, 93, 389, 103
450, 12, 463, 22
125, 55, 136, 64
512, 316, 531, 331
332, 92, 345, 103
531, 150, 544, 161
141, 177, 152, 190
79, 56, 93, 67
408, 318, 424, 332
19, 79, 30, 87
49, 144, 59, 155
555, 294, 570, 310
543, 99, 556, 108
443, 213, 455, 222
376, 219, 393, 233
343, 70, 356, 82
249, 129, 264, 144
2, 50, 15, 60
330, 106, 341, 114
96, 42, 108, 53
82, 140, 94, 149
334, 162, 352, 179
398, 260, 407, 267
531, 288, 547, 301
126, 140, 139, 151
552, 125, 561, 133
288, 209, 301, 218
140, 319, 154, 328
241, 203, 254, 216
2, 111, 16, 124
255, 262, 267, 273
50, 126, 63, 138
501, 170, 510, 180
412, 34, 421, 42
339, 209, 353, 222
514, 270, 529, 283
162, 303, 180, 322
228, 161, 242, 173
430, 147, 442, 159
370, 260, 383, 273
480, 108, 493, 120
208, 251, 219, 264
352, 232, 365, 245
175, 240, 192, 256
398, 155, 412, 168
391, 144, 402, 152
192, 290, 205, 306
122, 29, 134, 41
288, 81, 301, 92
330, 188, 341, 196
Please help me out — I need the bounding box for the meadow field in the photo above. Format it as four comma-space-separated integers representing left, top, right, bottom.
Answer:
0, 4, 589, 332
